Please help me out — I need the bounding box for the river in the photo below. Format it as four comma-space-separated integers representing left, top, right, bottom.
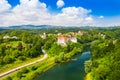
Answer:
35, 52, 91, 80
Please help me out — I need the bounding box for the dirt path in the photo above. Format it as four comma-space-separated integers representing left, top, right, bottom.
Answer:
0, 48, 48, 78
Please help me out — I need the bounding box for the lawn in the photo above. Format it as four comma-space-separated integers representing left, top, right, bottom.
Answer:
1, 57, 55, 80
0, 55, 43, 74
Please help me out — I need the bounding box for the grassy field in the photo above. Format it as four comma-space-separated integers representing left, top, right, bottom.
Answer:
1, 57, 55, 80
3, 41, 25, 47
0, 55, 43, 74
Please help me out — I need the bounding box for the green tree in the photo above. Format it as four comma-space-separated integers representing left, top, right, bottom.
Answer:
3, 56, 13, 64
85, 60, 92, 73
20, 67, 29, 74
12, 50, 20, 58
17, 72, 22, 79
5, 76, 12, 80
17, 42, 22, 51
31, 66, 38, 70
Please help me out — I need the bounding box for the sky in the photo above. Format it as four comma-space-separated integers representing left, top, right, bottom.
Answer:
0, 0, 120, 27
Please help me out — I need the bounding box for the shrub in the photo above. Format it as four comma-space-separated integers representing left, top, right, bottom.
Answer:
31, 66, 38, 70
17, 72, 22, 79
5, 76, 12, 80
20, 67, 29, 73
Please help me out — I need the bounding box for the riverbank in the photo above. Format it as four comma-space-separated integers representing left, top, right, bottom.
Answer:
84, 73, 92, 80
31, 61, 56, 80
32, 48, 83, 79
34, 51, 91, 80
0, 57, 55, 80
1, 47, 83, 80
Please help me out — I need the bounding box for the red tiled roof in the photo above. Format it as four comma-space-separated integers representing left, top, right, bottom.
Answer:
58, 36, 69, 41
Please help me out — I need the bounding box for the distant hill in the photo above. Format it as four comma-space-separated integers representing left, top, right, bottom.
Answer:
0, 25, 57, 29
0, 25, 118, 30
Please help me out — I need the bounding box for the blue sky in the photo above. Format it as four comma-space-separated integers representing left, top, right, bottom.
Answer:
0, 0, 120, 27
8, 0, 120, 16
42, 0, 120, 16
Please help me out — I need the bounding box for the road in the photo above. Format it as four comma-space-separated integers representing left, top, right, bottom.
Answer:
0, 48, 48, 78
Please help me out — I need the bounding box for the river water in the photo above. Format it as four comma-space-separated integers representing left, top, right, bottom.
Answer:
35, 52, 91, 80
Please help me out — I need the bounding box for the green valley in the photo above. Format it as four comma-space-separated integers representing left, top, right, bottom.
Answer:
0, 27, 120, 80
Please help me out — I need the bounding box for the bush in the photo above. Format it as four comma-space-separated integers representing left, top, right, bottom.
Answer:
84, 60, 92, 73
18, 56, 26, 61
31, 66, 38, 70
20, 67, 29, 73
3, 56, 13, 64
17, 72, 22, 79
54, 56, 59, 63
5, 76, 12, 80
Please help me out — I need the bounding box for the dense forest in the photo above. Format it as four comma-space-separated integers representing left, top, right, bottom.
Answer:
0, 30, 44, 67
85, 28, 120, 80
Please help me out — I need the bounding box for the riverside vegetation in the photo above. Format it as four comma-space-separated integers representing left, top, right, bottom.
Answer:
84, 27, 120, 80
0, 29, 83, 80
0, 27, 120, 80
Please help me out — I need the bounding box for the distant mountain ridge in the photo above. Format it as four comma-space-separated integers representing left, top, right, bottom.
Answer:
0, 25, 119, 30
0, 25, 57, 29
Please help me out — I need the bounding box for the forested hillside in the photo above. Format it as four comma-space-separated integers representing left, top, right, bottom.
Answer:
85, 28, 120, 80
0, 30, 44, 67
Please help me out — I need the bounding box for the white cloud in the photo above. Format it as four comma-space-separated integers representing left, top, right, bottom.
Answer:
0, 0, 119, 27
97, 16, 120, 27
0, 0, 11, 13
52, 7, 95, 26
56, 0, 65, 8
85, 17, 93, 21
99, 16, 104, 19
0, 0, 51, 26
20, 0, 29, 4
0, 0, 96, 27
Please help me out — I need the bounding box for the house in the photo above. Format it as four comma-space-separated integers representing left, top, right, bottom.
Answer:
78, 31, 83, 36
40, 33, 46, 39
11, 36, 18, 39
3, 35, 18, 39
70, 37, 77, 43
57, 35, 77, 46
3, 36, 10, 39
98, 33, 106, 39
57, 36, 69, 46
57, 33, 62, 36
113, 39, 117, 44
